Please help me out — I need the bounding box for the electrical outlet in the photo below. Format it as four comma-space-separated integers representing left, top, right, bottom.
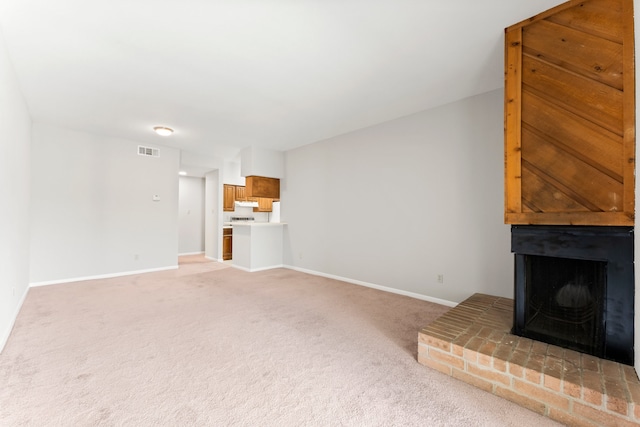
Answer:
134, 254, 139, 261
437, 274, 444, 284
12, 287, 15, 297
298, 252, 303, 260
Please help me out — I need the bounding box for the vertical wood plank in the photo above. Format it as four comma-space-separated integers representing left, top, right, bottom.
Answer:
505, 27, 523, 221
621, 0, 635, 220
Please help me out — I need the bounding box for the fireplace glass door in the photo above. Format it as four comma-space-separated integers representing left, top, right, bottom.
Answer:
512, 225, 633, 365
520, 255, 606, 357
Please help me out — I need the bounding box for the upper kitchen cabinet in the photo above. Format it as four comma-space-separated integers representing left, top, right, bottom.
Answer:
223, 184, 236, 212
252, 197, 273, 213
246, 176, 280, 199
235, 185, 247, 202
504, 0, 635, 226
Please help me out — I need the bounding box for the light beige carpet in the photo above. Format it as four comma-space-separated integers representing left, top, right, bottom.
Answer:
0, 258, 562, 426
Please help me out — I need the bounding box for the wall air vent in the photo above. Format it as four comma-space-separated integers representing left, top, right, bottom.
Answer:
138, 146, 160, 157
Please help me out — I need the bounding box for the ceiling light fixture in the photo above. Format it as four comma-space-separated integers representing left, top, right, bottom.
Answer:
179, 171, 187, 176
153, 126, 173, 136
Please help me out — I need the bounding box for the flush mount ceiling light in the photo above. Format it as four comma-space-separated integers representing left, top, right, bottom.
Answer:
179, 171, 187, 176
153, 126, 173, 136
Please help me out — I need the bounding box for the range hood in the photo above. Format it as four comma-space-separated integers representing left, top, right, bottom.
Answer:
235, 200, 259, 208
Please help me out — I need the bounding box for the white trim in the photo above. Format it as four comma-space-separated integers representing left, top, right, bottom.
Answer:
232, 264, 285, 273
205, 256, 224, 262
29, 265, 179, 287
178, 251, 205, 256
0, 286, 29, 353
284, 265, 457, 307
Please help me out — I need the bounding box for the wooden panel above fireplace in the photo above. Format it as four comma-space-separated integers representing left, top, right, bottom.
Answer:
504, 0, 635, 226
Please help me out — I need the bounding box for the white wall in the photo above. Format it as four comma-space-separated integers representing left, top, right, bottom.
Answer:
178, 176, 205, 255
241, 146, 284, 178
204, 170, 221, 260
29, 124, 180, 284
223, 161, 245, 186
0, 28, 31, 352
282, 89, 510, 304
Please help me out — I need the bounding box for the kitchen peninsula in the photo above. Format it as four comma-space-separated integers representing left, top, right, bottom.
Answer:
231, 222, 286, 272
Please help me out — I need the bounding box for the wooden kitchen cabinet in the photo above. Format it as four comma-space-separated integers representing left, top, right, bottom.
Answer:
225, 182, 275, 212
252, 197, 273, 212
245, 176, 280, 199
223, 184, 236, 212
235, 186, 247, 202
223, 227, 232, 260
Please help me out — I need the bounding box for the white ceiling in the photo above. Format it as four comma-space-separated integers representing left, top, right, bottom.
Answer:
0, 0, 564, 161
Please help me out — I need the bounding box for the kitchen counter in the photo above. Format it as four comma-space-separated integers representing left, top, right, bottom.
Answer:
230, 222, 287, 227
231, 223, 286, 272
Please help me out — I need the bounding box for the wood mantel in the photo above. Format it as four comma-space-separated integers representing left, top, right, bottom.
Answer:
504, 0, 635, 226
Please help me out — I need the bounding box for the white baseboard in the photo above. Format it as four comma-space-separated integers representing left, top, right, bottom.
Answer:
284, 265, 457, 307
29, 265, 179, 287
0, 286, 29, 354
232, 264, 284, 273
178, 251, 205, 256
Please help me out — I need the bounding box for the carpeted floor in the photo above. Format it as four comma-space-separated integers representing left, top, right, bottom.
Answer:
0, 257, 562, 426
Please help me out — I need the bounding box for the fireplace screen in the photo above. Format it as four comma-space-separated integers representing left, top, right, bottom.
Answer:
511, 225, 634, 365
520, 255, 606, 357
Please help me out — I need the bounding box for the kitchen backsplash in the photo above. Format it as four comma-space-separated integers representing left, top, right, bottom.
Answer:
223, 205, 269, 223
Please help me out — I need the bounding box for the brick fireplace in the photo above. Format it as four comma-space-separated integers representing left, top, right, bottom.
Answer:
418, 294, 640, 426
475, 0, 638, 422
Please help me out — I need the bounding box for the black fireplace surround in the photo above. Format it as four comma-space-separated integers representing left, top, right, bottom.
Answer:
511, 225, 634, 366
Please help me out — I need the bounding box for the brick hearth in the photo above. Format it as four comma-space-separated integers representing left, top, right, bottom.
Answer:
418, 293, 640, 427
